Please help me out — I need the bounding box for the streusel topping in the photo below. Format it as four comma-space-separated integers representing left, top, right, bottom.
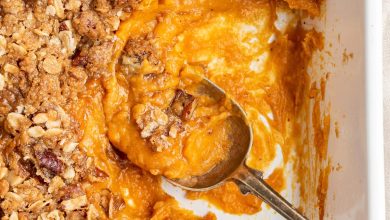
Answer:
0, 0, 140, 219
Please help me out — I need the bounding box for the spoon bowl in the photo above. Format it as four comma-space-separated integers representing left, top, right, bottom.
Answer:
167, 78, 308, 220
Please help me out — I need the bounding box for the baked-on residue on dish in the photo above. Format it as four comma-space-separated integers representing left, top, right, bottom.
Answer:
0, 0, 329, 219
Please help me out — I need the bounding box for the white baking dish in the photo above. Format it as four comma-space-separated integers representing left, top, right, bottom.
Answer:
323, 0, 384, 219
162, 0, 385, 219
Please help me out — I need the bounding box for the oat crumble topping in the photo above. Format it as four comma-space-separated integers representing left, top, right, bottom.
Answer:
0, 0, 140, 219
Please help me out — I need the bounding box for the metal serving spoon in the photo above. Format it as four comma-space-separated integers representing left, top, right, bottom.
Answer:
167, 78, 308, 220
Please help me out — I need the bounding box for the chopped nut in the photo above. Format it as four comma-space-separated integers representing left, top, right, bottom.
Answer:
4, 63, 20, 74
45, 128, 64, 137
27, 126, 46, 138
63, 166, 75, 180
59, 22, 69, 31
57, 184, 84, 200
150, 134, 171, 152
154, 108, 169, 126
61, 195, 88, 211
71, 50, 88, 67
0, 167, 9, 179
62, 142, 78, 153
59, 31, 76, 54
45, 120, 61, 129
170, 89, 197, 120
53, 0, 65, 18
32, 113, 49, 124
140, 121, 158, 138
133, 104, 170, 138
36, 150, 64, 174
0, 74, 5, 90
19, 159, 37, 177
42, 55, 62, 75
133, 103, 183, 151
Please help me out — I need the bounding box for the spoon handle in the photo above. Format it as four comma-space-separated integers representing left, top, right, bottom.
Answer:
233, 165, 308, 220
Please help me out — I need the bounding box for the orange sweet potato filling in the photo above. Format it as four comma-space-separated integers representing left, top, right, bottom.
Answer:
74, 0, 327, 219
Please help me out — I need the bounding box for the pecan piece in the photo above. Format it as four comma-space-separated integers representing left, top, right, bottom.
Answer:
59, 22, 69, 31
170, 89, 197, 120
19, 158, 37, 178
36, 150, 64, 174
71, 50, 88, 67
58, 184, 84, 200
149, 133, 170, 152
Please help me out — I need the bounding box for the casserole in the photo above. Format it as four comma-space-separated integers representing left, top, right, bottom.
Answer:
0, 0, 384, 219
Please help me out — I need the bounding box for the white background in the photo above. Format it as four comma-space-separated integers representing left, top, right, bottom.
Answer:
383, 0, 390, 219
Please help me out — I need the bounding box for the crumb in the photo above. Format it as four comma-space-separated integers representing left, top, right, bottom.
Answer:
335, 163, 342, 171
342, 48, 354, 64
335, 121, 340, 138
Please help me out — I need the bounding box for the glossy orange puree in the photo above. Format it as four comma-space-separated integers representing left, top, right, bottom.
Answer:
75, 0, 328, 219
